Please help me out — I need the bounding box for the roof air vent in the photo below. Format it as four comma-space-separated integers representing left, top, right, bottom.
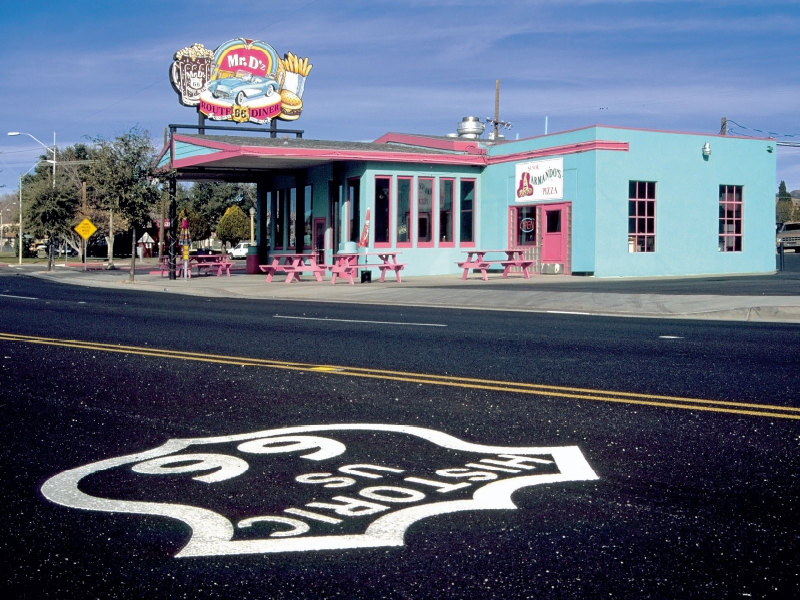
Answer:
456, 117, 485, 139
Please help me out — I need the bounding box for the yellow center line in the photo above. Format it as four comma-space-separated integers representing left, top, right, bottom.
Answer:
2, 332, 798, 420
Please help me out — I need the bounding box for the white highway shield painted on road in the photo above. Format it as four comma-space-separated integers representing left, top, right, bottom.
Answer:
41, 423, 598, 557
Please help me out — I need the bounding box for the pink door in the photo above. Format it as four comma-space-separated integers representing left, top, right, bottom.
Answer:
541, 203, 568, 265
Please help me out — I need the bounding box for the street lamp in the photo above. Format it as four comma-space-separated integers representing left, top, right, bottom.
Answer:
249, 206, 256, 244
7, 131, 57, 188
13, 164, 38, 265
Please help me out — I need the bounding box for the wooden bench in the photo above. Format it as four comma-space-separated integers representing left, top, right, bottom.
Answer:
456, 259, 505, 281
330, 263, 406, 284
330, 252, 406, 285
500, 259, 535, 279
280, 262, 328, 283
260, 254, 325, 283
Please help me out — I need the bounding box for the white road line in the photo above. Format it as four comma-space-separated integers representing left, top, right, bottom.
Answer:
0, 294, 38, 300
546, 310, 592, 316
274, 315, 446, 327
659, 335, 684, 339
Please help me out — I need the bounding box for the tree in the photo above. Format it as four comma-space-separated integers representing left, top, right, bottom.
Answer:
24, 178, 80, 270
186, 182, 256, 233
216, 205, 250, 249
90, 127, 159, 280
777, 200, 795, 224
778, 180, 791, 202
776, 181, 797, 224
177, 206, 211, 245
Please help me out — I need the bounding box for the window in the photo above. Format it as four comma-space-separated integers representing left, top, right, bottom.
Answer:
439, 179, 454, 245
397, 177, 412, 246
374, 177, 391, 246
303, 185, 312, 248
288, 187, 297, 249
274, 189, 285, 249
418, 178, 433, 245
348, 178, 360, 243
628, 181, 655, 252
546, 209, 561, 233
515, 206, 537, 246
460, 179, 475, 244
719, 185, 743, 252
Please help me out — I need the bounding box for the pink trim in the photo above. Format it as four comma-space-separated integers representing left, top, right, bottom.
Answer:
417, 177, 434, 247
346, 177, 360, 243
511, 124, 773, 144
438, 177, 456, 246
459, 178, 477, 246
487, 140, 628, 165
374, 176, 392, 248
396, 176, 413, 248
170, 134, 629, 170
373, 133, 487, 155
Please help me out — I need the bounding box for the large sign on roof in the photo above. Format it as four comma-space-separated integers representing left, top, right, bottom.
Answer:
170, 38, 312, 125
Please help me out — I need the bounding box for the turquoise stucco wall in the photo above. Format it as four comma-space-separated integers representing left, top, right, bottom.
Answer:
359, 162, 482, 276
592, 127, 776, 277
481, 129, 600, 274
258, 126, 776, 278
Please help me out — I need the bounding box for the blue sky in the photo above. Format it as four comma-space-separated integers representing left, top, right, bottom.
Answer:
1, 0, 799, 192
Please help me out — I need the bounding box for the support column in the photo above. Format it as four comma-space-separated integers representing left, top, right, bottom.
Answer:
168, 174, 177, 280
257, 178, 271, 265
295, 171, 307, 255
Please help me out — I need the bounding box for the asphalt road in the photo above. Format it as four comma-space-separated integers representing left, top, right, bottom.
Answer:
1, 273, 798, 599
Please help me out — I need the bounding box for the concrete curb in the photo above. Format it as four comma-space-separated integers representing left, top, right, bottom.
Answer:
16, 267, 800, 324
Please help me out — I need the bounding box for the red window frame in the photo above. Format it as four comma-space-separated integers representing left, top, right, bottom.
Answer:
459, 178, 476, 247
417, 177, 434, 247
374, 176, 392, 248
438, 178, 455, 247
512, 205, 538, 247
274, 189, 285, 250
719, 185, 743, 252
346, 177, 360, 244
396, 176, 413, 248
628, 181, 656, 253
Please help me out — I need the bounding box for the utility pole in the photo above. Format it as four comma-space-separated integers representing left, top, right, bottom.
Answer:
494, 79, 500, 139
486, 80, 512, 140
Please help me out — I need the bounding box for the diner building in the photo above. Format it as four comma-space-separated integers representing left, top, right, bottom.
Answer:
159, 120, 777, 278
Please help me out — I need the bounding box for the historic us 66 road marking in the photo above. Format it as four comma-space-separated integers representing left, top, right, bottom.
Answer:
41, 424, 598, 557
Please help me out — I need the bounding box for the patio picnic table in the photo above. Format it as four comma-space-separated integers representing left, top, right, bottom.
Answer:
160, 254, 232, 278
329, 251, 405, 285
457, 249, 534, 281
259, 253, 327, 283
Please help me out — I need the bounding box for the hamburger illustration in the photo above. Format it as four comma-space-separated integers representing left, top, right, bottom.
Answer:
279, 89, 303, 121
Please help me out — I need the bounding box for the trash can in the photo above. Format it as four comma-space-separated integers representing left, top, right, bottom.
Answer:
246, 244, 261, 275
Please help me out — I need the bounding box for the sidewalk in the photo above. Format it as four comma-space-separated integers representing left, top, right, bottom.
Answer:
6, 256, 800, 323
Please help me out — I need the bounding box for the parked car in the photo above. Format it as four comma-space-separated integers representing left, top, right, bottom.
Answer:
776, 221, 800, 252
228, 242, 251, 259
207, 70, 279, 105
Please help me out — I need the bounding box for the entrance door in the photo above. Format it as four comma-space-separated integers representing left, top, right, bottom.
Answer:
313, 218, 326, 264
540, 203, 569, 273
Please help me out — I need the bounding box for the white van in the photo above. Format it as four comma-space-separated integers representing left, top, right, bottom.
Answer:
228, 242, 251, 259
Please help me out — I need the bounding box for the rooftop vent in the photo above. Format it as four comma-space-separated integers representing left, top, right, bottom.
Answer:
455, 116, 485, 139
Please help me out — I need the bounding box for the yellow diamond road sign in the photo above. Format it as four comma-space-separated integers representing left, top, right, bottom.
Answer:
74, 218, 97, 240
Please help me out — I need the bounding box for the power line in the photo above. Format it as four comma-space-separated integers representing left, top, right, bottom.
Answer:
727, 119, 800, 139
